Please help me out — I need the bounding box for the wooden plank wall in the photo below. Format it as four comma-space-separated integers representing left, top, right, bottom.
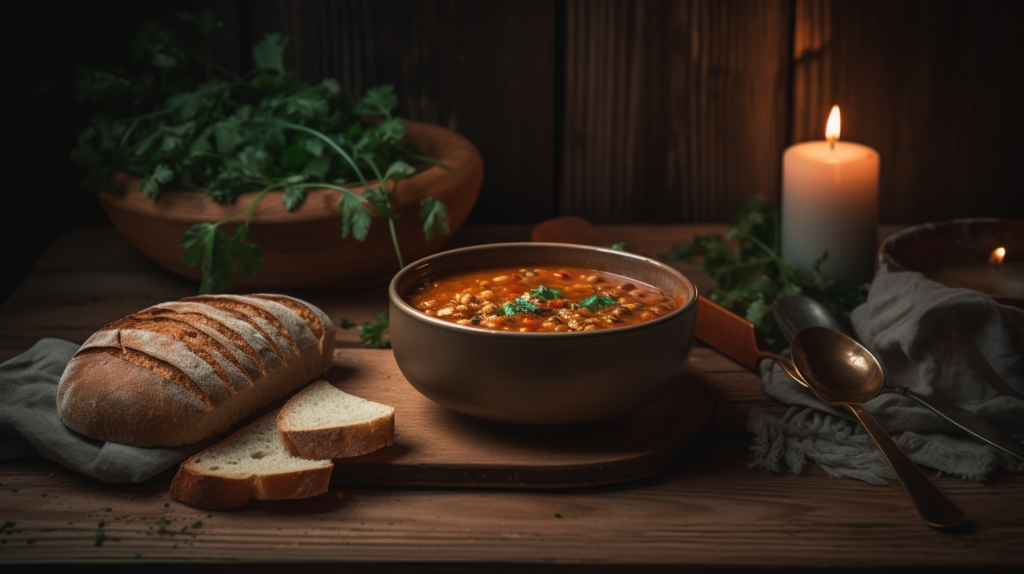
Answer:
235, 0, 1019, 224
560, 0, 792, 223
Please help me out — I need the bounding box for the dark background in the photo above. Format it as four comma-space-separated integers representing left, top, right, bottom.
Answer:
4, 0, 1022, 303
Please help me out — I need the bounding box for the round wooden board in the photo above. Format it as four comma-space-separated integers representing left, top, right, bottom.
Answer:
328, 349, 716, 488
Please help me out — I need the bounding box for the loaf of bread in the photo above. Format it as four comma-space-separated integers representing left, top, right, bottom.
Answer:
278, 379, 395, 459
169, 409, 333, 510
56, 294, 337, 447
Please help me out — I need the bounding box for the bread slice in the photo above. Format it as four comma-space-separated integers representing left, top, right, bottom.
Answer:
170, 410, 333, 510
278, 379, 395, 460
57, 294, 337, 447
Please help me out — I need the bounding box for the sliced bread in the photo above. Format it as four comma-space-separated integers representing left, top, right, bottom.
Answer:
278, 379, 395, 460
170, 410, 333, 510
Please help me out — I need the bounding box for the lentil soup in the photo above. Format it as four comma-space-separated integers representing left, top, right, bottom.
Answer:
404, 266, 684, 332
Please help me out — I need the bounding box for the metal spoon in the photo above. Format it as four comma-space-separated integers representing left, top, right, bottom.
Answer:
790, 327, 970, 529
774, 296, 1024, 462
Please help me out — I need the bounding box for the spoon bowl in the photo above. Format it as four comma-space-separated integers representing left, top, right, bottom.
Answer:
789, 327, 883, 405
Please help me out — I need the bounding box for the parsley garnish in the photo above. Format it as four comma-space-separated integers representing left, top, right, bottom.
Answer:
339, 313, 390, 349
660, 196, 866, 350
580, 295, 615, 312
72, 11, 456, 293
500, 298, 540, 316
527, 285, 561, 300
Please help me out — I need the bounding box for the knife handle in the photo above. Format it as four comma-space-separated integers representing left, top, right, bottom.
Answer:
895, 387, 1024, 462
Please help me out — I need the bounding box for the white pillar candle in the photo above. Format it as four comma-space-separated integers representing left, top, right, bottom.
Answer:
782, 106, 879, 284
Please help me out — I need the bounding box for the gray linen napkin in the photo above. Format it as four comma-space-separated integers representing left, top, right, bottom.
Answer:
0, 339, 209, 483
748, 271, 1024, 484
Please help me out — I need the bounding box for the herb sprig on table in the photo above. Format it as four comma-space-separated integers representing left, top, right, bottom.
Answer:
660, 197, 866, 350
340, 314, 390, 349
72, 11, 453, 293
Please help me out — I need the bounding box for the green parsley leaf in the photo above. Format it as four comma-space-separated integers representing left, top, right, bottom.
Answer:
141, 164, 174, 199
283, 185, 306, 211
501, 298, 540, 316
363, 187, 396, 218
180, 223, 263, 294
354, 84, 398, 117
359, 313, 389, 349
528, 285, 561, 300
252, 33, 289, 74
580, 295, 615, 312
384, 160, 415, 182
611, 242, 626, 251
419, 197, 450, 240
338, 191, 372, 241
338, 318, 357, 329
191, 521, 203, 528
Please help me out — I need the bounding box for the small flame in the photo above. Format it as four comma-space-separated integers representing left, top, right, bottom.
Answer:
989, 247, 1006, 265
826, 105, 841, 148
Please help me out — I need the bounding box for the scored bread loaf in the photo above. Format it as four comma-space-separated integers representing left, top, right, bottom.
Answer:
56, 294, 337, 447
278, 379, 395, 459
169, 409, 333, 510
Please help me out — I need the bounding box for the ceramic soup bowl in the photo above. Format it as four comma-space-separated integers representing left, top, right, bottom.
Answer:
388, 243, 699, 427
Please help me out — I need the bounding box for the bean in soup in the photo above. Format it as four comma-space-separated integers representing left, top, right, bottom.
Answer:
405, 267, 683, 332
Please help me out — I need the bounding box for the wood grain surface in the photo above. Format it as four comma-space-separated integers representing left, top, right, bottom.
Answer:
326, 349, 715, 488
2, 224, 1021, 570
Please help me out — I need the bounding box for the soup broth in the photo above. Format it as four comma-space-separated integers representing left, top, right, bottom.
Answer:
404, 266, 683, 333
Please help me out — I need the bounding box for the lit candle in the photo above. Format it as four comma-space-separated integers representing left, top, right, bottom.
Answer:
782, 106, 879, 284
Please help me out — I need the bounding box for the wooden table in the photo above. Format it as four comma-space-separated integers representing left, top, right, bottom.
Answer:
1, 225, 1021, 571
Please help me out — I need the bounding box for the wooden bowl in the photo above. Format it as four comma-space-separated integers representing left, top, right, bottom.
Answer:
100, 119, 484, 291
388, 243, 699, 427
879, 218, 1024, 306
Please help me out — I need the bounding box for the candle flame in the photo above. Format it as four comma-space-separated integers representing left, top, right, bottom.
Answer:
826, 105, 841, 148
989, 247, 1006, 265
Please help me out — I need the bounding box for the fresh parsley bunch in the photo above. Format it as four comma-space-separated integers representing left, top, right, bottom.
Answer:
661, 197, 866, 350
72, 11, 452, 294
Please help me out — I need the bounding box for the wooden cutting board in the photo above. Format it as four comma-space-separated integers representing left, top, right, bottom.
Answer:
326, 348, 715, 488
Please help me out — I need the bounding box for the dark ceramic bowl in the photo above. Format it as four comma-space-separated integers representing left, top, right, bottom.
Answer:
388, 243, 699, 427
879, 218, 1024, 307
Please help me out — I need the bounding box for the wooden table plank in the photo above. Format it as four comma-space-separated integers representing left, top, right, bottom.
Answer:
1, 439, 1020, 568
3, 223, 1020, 570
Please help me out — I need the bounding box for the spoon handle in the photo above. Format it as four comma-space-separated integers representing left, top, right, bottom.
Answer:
893, 388, 1024, 462
843, 402, 970, 530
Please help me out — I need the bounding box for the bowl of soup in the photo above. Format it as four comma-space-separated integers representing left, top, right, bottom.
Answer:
388, 243, 698, 427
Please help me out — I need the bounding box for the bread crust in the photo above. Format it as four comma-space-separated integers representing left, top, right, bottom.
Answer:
169, 412, 333, 510
277, 381, 395, 460
56, 295, 337, 447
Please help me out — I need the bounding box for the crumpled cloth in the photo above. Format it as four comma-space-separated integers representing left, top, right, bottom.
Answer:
749, 271, 1024, 484
0, 339, 211, 483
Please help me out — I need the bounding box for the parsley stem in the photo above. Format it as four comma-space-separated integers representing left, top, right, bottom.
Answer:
732, 229, 800, 284
212, 184, 277, 228
411, 155, 460, 177
274, 121, 367, 184
388, 218, 404, 269
359, 159, 405, 269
